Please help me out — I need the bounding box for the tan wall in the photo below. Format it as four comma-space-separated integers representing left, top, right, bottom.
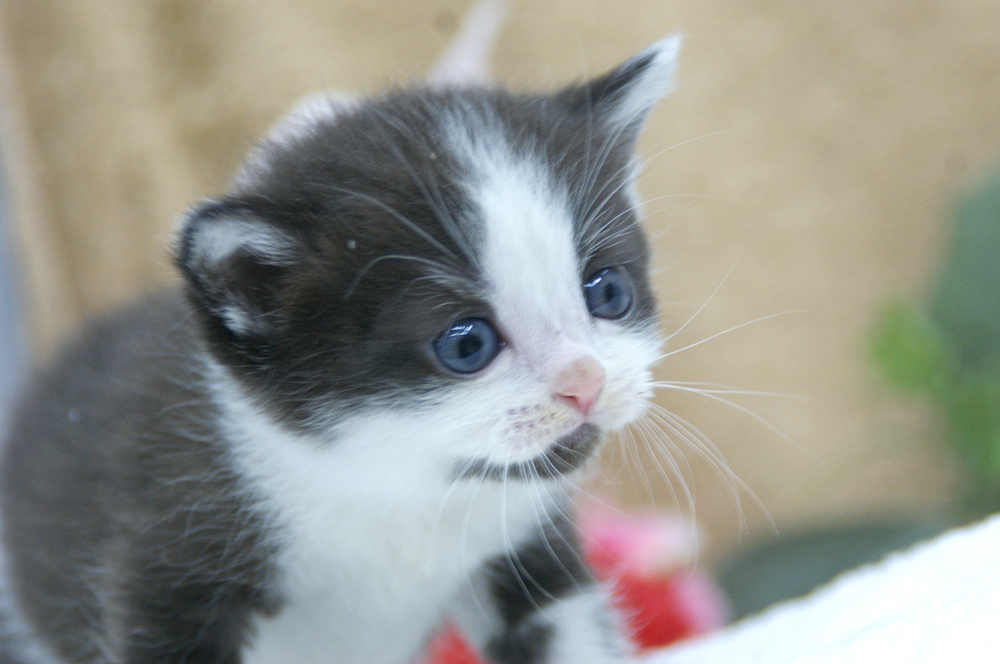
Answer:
2, 0, 998, 558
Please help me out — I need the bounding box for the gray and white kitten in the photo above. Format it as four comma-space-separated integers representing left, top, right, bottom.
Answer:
0, 33, 679, 664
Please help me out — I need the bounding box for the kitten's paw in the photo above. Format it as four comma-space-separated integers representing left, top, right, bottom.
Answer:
531, 589, 633, 664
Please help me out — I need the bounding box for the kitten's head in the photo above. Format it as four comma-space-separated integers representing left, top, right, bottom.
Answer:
177, 38, 679, 482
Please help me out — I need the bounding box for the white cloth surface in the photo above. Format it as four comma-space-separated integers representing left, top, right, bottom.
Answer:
645, 514, 1000, 663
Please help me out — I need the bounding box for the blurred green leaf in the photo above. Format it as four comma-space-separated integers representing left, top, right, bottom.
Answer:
869, 165, 1000, 508
947, 369, 1000, 483
930, 168, 1000, 372
870, 299, 954, 394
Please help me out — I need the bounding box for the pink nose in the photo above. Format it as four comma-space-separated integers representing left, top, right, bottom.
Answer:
554, 355, 606, 416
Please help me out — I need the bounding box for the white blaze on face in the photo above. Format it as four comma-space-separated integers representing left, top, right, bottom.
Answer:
474, 148, 596, 374
446, 118, 656, 464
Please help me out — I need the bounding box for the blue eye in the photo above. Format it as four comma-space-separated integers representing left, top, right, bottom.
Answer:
583, 267, 633, 319
434, 318, 502, 374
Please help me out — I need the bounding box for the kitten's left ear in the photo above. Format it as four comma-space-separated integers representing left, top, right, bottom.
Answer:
561, 35, 681, 150
176, 199, 302, 339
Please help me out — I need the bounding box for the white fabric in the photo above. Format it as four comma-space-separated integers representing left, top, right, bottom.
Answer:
645, 514, 1000, 663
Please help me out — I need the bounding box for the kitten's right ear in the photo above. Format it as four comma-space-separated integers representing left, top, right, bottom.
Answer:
176, 200, 301, 338
561, 35, 681, 150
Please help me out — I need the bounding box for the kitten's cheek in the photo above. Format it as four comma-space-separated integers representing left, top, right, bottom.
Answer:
598, 391, 650, 431
588, 372, 654, 431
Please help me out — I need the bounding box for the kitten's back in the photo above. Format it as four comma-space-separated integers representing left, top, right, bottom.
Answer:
0, 292, 274, 663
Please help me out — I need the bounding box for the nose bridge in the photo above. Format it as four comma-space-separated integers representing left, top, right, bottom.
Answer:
501, 246, 583, 328
554, 352, 605, 392
499, 297, 606, 415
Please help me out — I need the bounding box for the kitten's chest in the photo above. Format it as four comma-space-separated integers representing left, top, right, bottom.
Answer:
225, 407, 560, 664
244, 481, 549, 664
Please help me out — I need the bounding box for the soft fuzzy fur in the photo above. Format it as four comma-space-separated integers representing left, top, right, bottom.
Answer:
0, 34, 680, 664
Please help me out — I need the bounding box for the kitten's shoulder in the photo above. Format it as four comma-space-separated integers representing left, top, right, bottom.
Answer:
53, 288, 202, 377
0, 289, 277, 664
3, 288, 213, 458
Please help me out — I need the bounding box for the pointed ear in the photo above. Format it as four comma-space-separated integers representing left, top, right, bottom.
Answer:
260, 91, 357, 147
230, 91, 357, 192
561, 35, 681, 149
176, 200, 302, 338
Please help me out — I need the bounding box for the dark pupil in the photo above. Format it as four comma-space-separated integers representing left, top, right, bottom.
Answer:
584, 267, 632, 319
458, 334, 483, 358
434, 317, 501, 374
599, 281, 618, 306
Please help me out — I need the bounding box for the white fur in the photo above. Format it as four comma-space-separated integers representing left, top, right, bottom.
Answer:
601, 37, 681, 130
535, 589, 633, 663
443, 112, 661, 461
187, 218, 298, 335
190, 218, 297, 268
219, 123, 661, 663
216, 365, 567, 664
214, 33, 676, 664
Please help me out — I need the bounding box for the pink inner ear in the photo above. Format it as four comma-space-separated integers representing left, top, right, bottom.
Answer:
552, 355, 606, 416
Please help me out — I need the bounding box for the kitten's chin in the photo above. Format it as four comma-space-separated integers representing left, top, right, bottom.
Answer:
454, 423, 602, 482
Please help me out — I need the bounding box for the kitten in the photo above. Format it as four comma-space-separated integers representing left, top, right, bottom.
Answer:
0, 28, 680, 664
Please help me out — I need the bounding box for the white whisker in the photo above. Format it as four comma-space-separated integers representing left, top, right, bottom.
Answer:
660, 309, 809, 360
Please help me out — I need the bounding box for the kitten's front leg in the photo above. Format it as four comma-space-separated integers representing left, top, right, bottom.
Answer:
473, 512, 631, 664
114, 580, 254, 664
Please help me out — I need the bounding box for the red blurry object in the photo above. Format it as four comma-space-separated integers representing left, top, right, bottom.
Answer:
580, 504, 727, 650
424, 623, 484, 664
607, 569, 728, 650
423, 507, 728, 664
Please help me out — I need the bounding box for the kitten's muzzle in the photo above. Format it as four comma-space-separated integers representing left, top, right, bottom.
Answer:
455, 423, 602, 482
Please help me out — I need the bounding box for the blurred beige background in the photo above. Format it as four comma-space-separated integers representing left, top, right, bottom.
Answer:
1, 0, 998, 559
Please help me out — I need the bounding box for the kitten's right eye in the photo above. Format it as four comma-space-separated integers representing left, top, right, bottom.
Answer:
583, 267, 633, 320
434, 318, 502, 374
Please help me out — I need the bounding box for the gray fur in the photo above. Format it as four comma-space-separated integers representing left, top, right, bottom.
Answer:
0, 39, 678, 664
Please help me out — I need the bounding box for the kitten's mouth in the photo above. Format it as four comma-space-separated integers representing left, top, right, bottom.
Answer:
454, 423, 602, 482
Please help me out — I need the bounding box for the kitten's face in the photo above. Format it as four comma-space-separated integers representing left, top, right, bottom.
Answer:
178, 40, 678, 482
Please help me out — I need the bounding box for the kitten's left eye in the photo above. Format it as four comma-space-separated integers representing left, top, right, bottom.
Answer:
583, 267, 633, 319
434, 318, 502, 374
